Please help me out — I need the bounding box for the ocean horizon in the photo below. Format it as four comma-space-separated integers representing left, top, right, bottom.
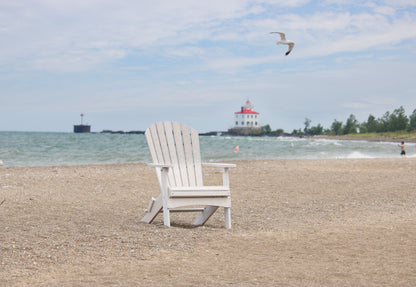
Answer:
0, 131, 413, 167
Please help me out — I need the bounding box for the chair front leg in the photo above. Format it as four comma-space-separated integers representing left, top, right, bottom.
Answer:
160, 167, 171, 227
222, 167, 232, 229
224, 207, 231, 229
222, 167, 230, 187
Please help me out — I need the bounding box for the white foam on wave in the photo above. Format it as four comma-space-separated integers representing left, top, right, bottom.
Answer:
309, 139, 344, 146
344, 151, 374, 159
278, 136, 304, 142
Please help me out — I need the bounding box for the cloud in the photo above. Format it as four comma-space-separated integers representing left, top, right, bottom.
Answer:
2, 1, 258, 70
2, 0, 416, 73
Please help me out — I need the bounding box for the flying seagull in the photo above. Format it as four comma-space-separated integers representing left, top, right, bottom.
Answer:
270, 32, 294, 56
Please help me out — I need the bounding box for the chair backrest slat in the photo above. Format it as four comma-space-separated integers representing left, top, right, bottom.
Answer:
181, 124, 197, 186
172, 122, 189, 186
163, 121, 182, 187
145, 123, 162, 183
190, 125, 203, 186
155, 122, 176, 186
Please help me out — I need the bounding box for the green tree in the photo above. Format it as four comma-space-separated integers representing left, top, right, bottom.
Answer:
309, 124, 324, 135
379, 111, 391, 132
330, 119, 343, 135
292, 129, 302, 135
409, 109, 416, 130
365, 114, 378, 133
304, 118, 311, 134
343, 114, 358, 134
274, 129, 284, 134
359, 122, 368, 133
261, 124, 272, 134
390, 106, 408, 131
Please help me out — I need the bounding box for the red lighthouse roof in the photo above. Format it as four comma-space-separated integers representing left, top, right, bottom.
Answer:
235, 100, 259, 114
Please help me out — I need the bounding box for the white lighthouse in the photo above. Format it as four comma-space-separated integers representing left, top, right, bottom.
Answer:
234, 100, 260, 128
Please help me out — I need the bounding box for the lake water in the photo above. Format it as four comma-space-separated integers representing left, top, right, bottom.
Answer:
0, 132, 413, 167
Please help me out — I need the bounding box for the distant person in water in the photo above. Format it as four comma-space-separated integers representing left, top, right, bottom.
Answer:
398, 141, 406, 158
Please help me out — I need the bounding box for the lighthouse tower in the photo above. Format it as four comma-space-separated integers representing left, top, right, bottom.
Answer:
234, 100, 260, 128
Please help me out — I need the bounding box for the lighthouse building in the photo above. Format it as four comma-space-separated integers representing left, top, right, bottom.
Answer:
234, 100, 259, 128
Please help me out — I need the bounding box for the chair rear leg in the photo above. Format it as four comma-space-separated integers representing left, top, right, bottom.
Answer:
193, 205, 218, 226
141, 195, 163, 224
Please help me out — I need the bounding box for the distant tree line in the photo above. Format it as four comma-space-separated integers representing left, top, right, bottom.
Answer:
291, 106, 416, 136
227, 106, 416, 137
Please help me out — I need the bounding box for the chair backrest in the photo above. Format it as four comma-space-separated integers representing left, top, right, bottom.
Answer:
145, 121, 203, 188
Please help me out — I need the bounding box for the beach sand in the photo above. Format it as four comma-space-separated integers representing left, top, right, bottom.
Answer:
1, 159, 415, 286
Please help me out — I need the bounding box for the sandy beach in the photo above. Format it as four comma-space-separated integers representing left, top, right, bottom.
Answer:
1, 158, 415, 286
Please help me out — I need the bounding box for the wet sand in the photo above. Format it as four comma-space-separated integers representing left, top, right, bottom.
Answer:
1, 159, 415, 286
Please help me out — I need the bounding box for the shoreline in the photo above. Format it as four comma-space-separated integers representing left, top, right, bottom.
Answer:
1, 158, 416, 286
0, 154, 411, 169
313, 134, 416, 143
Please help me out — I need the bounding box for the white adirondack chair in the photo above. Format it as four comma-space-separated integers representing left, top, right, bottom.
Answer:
141, 121, 236, 229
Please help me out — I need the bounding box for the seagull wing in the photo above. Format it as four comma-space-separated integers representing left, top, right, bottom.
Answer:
270, 31, 286, 41
278, 32, 286, 41
285, 42, 294, 56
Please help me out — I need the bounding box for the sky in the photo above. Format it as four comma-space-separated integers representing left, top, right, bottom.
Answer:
1, 0, 416, 133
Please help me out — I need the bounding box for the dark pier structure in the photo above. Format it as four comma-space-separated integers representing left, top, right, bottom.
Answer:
73, 114, 91, 133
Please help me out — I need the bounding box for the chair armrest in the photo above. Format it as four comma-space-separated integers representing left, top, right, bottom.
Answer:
146, 163, 172, 169
203, 162, 235, 188
202, 162, 236, 168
